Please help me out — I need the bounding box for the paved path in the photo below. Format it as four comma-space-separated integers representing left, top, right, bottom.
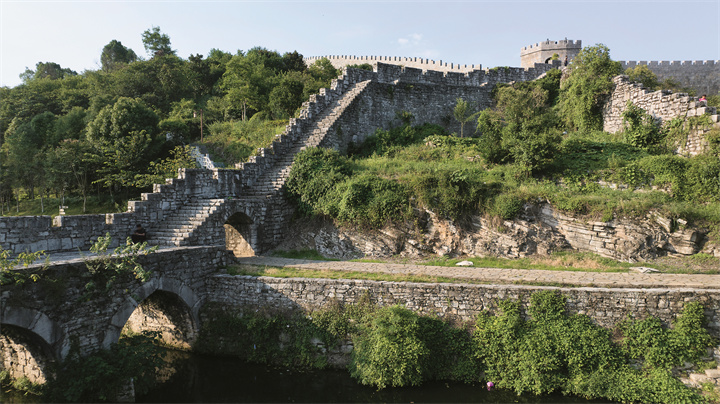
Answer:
22, 249, 719, 290
236, 256, 720, 290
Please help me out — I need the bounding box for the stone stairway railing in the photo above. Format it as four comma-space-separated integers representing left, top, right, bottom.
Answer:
148, 198, 225, 247
240, 80, 373, 198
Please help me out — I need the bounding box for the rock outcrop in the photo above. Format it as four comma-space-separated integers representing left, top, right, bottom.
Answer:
274, 203, 716, 262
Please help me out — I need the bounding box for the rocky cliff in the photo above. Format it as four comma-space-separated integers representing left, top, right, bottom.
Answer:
275, 203, 717, 262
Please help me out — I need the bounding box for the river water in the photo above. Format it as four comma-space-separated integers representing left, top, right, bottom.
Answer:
136, 352, 612, 403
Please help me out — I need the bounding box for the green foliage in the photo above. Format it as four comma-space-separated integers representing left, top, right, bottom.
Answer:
82, 233, 158, 295
203, 119, 285, 166
285, 147, 352, 217
0, 247, 48, 286
141, 26, 175, 57
348, 123, 448, 158
625, 65, 659, 90
558, 44, 623, 132
44, 331, 164, 402
333, 173, 411, 227
453, 98, 480, 137
347, 63, 374, 71
476, 71, 562, 173
349, 305, 429, 389
472, 291, 708, 403
196, 306, 329, 368
133, 145, 199, 188
622, 101, 664, 150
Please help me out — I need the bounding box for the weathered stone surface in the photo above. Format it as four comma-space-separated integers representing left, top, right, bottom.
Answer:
275, 203, 717, 262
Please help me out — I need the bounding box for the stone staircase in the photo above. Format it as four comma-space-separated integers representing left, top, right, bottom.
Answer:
242, 79, 372, 198
147, 79, 372, 246
148, 199, 225, 247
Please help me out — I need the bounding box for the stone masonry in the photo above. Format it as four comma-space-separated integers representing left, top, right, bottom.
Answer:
603, 75, 720, 156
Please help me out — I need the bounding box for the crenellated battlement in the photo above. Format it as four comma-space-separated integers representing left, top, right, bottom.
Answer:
520, 38, 582, 68
619, 60, 719, 96
304, 55, 482, 73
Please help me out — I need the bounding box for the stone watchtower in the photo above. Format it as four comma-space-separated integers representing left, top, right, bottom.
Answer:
520, 39, 582, 68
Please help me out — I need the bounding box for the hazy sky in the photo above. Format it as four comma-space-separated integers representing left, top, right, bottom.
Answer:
1, 0, 719, 88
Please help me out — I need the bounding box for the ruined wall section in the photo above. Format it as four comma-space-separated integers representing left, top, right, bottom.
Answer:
603, 75, 719, 156
620, 60, 719, 97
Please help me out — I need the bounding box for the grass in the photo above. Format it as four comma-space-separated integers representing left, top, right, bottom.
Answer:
0, 195, 123, 217
225, 263, 569, 287
258, 249, 719, 275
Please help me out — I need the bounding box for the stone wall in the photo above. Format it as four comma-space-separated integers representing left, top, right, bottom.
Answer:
620, 60, 719, 97
206, 275, 720, 338
320, 62, 558, 149
305, 55, 482, 73
603, 75, 719, 156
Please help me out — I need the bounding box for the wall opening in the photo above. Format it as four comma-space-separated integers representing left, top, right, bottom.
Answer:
224, 212, 255, 257
0, 324, 54, 385
122, 290, 197, 350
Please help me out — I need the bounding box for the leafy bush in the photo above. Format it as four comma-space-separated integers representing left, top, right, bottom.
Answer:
333, 173, 411, 227
349, 305, 429, 389
285, 147, 352, 216
558, 44, 623, 132
622, 101, 664, 150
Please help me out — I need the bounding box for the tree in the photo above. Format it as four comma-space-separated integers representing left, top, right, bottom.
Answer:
46, 139, 96, 212
281, 51, 306, 73
557, 44, 622, 132
625, 65, 659, 90
269, 71, 305, 118
141, 26, 175, 57
86, 97, 159, 143
21, 62, 77, 82
101, 40, 138, 72
453, 98, 480, 137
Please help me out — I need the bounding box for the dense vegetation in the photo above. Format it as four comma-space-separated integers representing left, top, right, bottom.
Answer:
197, 290, 717, 403
286, 45, 720, 239
0, 26, 338, 214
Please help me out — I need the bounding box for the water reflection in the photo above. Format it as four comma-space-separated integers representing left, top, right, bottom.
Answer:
138, 352, 612, 404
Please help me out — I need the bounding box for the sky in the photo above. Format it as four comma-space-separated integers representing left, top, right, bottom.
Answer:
1, 0, 719, 88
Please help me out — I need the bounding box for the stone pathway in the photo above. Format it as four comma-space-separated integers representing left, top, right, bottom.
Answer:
235, 256, 720, 290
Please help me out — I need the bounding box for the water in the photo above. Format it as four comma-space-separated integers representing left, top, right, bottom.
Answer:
137, 352, 612, 404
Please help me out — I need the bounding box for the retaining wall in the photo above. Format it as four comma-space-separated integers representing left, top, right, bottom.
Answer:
206, 275, 720, 338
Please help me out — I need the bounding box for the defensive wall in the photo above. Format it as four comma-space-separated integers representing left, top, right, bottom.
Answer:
619, 60, 719, 98
304, 55, 483, 73
603, 75, 719, 155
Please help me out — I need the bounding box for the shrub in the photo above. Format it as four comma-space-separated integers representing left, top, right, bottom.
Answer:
349, 305, 429, 389
622, 101, 664, 150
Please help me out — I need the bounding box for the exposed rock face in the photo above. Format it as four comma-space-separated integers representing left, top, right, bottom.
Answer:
275, 203, 715, 262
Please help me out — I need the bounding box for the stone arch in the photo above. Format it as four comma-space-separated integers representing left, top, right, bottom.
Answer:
224, 211, 257, 257
0, 307, 65, 357
0, 324, 56, 384
102, 277, 201, 350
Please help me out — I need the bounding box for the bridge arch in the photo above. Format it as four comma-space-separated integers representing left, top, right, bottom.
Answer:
102, 277, 202, 350
224, 211, 257, 257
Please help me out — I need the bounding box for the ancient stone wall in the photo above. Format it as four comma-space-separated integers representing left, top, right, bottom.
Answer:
305, 55, 482, 73
206, 275, 720, 338
603, 75, 719, 156
620, 60, 719, 97
319, 62, 558, 149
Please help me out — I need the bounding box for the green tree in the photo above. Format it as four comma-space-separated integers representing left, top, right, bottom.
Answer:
625, 64, 659, 90
141, 26, 175, 57
101, 40, 138, 72
86, 97, 159, 143
453, 98, 480, 137
269, 71, 305, 118
46, 139, 96, 212
21, 62, 77, 82
557, 44, 622, 132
